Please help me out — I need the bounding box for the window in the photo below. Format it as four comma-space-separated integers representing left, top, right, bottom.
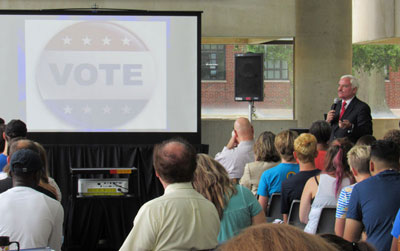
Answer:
201, 43, 294, 120
201, 44, 226, 80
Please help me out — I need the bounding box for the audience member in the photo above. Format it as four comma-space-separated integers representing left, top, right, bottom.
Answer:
258, 130, 299, 214
240, 131, 280, 195
0, 148, 63, 250
391, 208, 400, 251
335, 145, 371, 237
281, 133, 320, 223
0, 139, 57, 200
215, 117, 255, 182
0, 119, 27, 175
309, 120, 331, 170
34, 142, 62, 201
356, 135, 376, 146
0, 123, 5, 170
217, 223, 337, 251
320, 234, 376, 251
344, 140, 400, 251
119, 139, 220, 251
300, 137, 354, 234
193, 154, 265, 243
383, 129, 400, 146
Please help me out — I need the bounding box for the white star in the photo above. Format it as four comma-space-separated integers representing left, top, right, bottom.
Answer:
102, 36, 111, 45
62, 36, 72, 45
64, 105, 72, 114
122, 38, 131, 46
103, 105, 111, 114
82, 36, 91, 46
83, 105, 92, 114
122, 105, 131, 114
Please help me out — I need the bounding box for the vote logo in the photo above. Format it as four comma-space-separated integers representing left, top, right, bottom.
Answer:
35, 21, 157, 130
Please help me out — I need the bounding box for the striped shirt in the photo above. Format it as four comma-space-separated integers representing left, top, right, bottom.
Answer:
336, 184, 356, 218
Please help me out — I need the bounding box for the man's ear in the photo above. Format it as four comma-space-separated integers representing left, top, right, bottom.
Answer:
7, 155, 10, 164
2, 132, 5, 141
293, 151, 298, 161
351, 166, 358, 177
369, 160, 375, 174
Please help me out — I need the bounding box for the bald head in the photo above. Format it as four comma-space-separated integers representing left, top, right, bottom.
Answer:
234, 117, 254, 142
153, 138, 197, 184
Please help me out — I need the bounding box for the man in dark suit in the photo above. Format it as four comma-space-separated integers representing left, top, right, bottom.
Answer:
326, 75, 372, 143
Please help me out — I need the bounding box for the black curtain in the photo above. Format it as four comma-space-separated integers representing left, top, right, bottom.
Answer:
44, 143, 208, 251
44, 144, 164, 251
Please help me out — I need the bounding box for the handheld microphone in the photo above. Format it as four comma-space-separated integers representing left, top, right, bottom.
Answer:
331, 98, 340, 110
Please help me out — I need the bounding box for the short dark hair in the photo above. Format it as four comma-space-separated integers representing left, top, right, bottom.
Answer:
356, 135, 376, 146
370, 140, 400, 170
0, 118, 4, 125
5, 119, 27, 140
0, 123, 5, 153
309, 120, 331, 144
153, 138, 197, 183
383, 129, 400, 146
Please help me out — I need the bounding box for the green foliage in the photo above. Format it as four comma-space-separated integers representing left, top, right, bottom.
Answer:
245, 44, 293, 63
352, 44, 400, 74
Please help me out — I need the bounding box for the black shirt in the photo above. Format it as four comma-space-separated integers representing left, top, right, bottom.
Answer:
281, 169, 320, 214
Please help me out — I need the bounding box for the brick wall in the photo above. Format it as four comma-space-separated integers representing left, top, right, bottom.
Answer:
201, 45, 292, 110
386, 68, 400, 108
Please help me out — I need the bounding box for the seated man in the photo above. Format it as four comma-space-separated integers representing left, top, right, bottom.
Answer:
344, 140, 400, 251
281, 133, 320, 223
258, 130, 299, 214
215, 117, 254, 182
0, 148, 63, 250
119, 139, 220, 251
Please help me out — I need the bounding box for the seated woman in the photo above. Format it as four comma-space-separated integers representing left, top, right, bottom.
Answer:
192, 154, 265, 243
300, 137, 355, 234
240, 131, 280, 196
35, 142, 62, 201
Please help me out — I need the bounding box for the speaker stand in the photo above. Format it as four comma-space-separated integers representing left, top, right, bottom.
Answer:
248, 101, 255, 123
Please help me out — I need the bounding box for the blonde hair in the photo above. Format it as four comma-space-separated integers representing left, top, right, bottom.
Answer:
274, 130, 298, 162
294, 133, 317, 163
192, 154, 237, 218
347, 145, 371, 174
218, 223, 337, 251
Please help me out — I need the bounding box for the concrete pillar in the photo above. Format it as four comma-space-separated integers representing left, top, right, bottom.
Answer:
295, 0, 352, 128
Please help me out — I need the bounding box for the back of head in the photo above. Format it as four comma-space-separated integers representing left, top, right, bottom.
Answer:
383, 129, 400, 146
5, 119, 27, 140
153, 138, 196, 184
192, 153, 236, 218
218, 223, 337, 251
309, 120, 331, 144
10, 148, 42, 182
234, 117, 253, 140
370, 140, 400, 170
319, 234, 375, 251
294, 133, 317, 163
0, 123, 5, 153
325, 138, 354, 196
356, 135, 377, 146
347, 145, 371, 175
254, 131, 280, 162
274, 130, 298, 162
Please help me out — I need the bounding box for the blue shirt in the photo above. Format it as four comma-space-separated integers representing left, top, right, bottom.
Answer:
257, 163, 299, 197
391, 208, 400, 239
218, 185, 262, 243
347, 170, 400, 251
0, 154, 7, 172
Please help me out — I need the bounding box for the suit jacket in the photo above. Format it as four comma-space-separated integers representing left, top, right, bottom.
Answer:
330, 96, 372, 143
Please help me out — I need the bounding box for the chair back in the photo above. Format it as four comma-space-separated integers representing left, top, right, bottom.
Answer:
287, 199, 306, 229
266, 193, 282, 222
316, 206, 336, 234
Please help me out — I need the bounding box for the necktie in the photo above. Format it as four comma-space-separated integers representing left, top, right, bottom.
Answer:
339, 101, 346, 120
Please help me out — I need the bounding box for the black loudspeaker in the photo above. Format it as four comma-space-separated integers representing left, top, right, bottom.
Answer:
235, 53, 264, 101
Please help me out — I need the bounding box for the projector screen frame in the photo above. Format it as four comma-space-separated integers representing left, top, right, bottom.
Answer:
0, 8, 202, 145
